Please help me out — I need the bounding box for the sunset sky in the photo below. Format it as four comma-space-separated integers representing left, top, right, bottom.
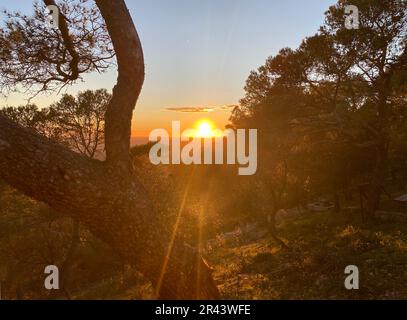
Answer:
0, 0, 335, 140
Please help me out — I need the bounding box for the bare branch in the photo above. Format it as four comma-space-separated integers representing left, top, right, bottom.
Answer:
0, 0, 114, 96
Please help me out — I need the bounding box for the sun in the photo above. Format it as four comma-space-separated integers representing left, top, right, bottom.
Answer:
197, 121, 213, 137
195, 119, 222, 138
193, 119, 223, 138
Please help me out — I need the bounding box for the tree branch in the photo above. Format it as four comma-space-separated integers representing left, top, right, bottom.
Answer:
43, 0, 80, 80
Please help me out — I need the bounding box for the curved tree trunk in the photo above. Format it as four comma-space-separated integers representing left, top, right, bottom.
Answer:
0, 0, 219, 299
95, 0, 145, 171
0, 114, 219, 299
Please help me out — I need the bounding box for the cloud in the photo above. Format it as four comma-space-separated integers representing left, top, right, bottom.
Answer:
164, 105, 238, 113
218, 104, 238, 110
165, 106, 215, 113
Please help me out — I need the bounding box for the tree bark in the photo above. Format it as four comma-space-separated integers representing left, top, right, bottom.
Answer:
0, 0, 219, 299
95, 0, 145, 171
0, 115, 219, 299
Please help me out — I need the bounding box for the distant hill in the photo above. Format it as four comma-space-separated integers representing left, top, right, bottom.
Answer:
131, 136, 150, 146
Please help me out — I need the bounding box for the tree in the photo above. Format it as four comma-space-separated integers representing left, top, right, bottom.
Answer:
0, 0, 114, 95
323, 0, 407, 218
231, 55, 294, 244
0, 105, 42, 128
0, 90, 129, 299
48, 89, 110, 159
0, 0, 219, 299
1, 89, 110, 159
233, 0, 407, 221
0, 104, 64, 140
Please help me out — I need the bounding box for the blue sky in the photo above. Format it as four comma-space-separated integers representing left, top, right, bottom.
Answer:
0, 0, 337, 135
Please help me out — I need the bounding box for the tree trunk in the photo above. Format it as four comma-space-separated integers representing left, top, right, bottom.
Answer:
0, 116, 219, 299
0, 0, 219, 299
365, 80, 390, 220
365, 141, 388, 220
95, 0, 145, 171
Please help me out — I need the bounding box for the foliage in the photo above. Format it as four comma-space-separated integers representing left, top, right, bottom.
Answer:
0, 0, 114, 95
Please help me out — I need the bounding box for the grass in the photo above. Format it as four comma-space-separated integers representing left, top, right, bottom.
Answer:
208, 209, 407, 299
73, 269, 154, 300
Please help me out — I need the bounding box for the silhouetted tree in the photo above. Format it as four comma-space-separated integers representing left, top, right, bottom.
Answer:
48, 89, 110, 158
323, 0, 407, 218
233, 0, 407, 222
0, 0, 219, 299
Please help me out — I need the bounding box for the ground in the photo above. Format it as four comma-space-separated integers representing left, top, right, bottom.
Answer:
3, 181, 406, 299
208, 209, 407, 300
72, 208, 407, 300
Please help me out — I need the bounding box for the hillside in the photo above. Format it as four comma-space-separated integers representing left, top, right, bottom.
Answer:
67, 208, 407, 300
208, 209, 407, 299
